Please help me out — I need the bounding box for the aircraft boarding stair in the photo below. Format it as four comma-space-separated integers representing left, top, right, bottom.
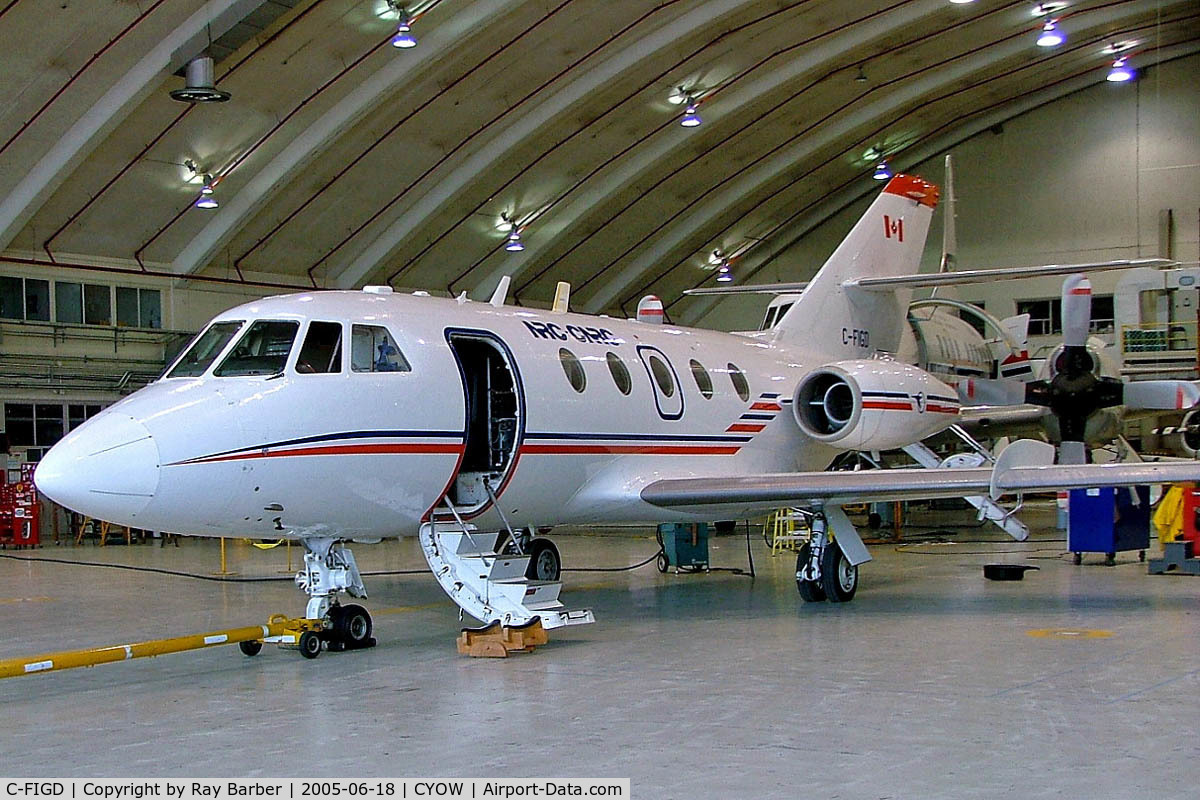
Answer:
902, 429, 1029, 541
419, 509, 594, 630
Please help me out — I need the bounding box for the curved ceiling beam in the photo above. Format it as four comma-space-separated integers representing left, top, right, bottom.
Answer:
170, 0, 521, 278
678, 42, 1200, 327
580, 1, 1162, 313
0, 0, 252, 251
474, 0, 949, 302
331, 0, 761, 290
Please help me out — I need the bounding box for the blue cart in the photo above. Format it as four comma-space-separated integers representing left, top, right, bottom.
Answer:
656, 523, 710, 573
1068, 486, 1150, 566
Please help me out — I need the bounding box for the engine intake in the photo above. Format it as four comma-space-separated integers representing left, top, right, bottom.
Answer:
792, 360, 960, 451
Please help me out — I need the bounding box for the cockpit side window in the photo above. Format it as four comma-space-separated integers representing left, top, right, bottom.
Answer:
214, 320, 300, 377
168, 320, 244, 378
351, 324, 411, 373
296, 321, 343, 374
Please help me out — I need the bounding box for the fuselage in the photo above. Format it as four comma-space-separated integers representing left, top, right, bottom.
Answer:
35, 288, 841, 539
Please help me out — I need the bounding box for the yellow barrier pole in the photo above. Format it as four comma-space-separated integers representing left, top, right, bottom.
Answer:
213, 537, 238, 576
0, 616, 293, 680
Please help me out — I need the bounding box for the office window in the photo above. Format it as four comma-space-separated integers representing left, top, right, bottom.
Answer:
1090, 295, 1114, 334
1, 277, 51, 321
55, 281, 83, 324
116, 286, 162, 328
1016, 299, 1061, 336
83, 283, 111, 326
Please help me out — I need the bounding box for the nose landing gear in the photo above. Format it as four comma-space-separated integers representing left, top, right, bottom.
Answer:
239, 537, 377, 659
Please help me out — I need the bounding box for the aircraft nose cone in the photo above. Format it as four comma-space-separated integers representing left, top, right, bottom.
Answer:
34, 414, 161, 525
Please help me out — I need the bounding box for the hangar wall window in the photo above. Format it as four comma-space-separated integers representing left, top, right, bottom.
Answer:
606, 351, 631, 395
3, 402, 105, 456
296, 321, 343, 374
727, 363, 750, 401
169, 321, 244, 378
1016, 298, 1061, 336
0, 276, 50, 321
214, 320, 299, 377
560, 348, 586, 393
54, 281, 83, 324
1089, 295, 1115, 334
351, 325, 410, 372
690, 359, 713, 399
116, 287, 162, 329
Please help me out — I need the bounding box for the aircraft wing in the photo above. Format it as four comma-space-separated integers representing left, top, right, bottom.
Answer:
641, 460, 1200, 516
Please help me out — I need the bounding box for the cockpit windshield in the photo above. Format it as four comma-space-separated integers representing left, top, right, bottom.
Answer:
214, 320, 301, 377
168, 321, 244, 378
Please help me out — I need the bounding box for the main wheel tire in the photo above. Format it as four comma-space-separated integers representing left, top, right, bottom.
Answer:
238, 640, 263, 657
795, 544, 826, 602
820, 542, 858, 602
334, 603, 373, 648
525, 537, 561, 581
298, 630, 322, 659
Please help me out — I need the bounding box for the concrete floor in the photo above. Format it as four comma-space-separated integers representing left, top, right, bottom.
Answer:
1, 506, 1197, 798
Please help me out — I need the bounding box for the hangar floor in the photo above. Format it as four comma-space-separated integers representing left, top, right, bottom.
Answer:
1, 506, 1196, 798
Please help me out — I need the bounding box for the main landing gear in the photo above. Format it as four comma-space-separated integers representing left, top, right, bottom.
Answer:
795, 511, 859, 603
239, 536, 377, 659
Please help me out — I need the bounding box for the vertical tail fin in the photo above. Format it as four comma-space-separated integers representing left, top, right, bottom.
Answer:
773, 174, 939, 359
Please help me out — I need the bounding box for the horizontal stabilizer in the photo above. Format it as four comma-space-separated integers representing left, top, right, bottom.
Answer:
843, 259, 1174, 292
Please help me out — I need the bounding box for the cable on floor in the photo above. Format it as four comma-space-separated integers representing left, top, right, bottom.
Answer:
0, 552, 426, 581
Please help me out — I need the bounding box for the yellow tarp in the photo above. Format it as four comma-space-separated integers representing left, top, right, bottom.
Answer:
1153, 484, 1187, 543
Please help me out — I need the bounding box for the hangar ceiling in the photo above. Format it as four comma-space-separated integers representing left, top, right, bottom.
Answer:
1, 0, 1196, 320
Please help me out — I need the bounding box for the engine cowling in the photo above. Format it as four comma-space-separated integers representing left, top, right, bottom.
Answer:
1165, 408, 1200, 458
793, 360, 960, 451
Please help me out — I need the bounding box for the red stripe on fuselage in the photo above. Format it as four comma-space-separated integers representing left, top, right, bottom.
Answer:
750, 402, 782, 411
726, 423, 766, 433
184, 443, 465, 465
861, 401, 912, 411
519, 444, 741, 455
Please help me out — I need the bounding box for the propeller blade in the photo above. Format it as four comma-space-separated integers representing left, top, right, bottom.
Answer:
958, 378, 1029, 407
1123, 380, 1200, 411
1061, 274, 1091, 348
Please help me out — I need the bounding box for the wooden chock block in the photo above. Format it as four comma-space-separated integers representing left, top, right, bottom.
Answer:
457, 618, 549, 658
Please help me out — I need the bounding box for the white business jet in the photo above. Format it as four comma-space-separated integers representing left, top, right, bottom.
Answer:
33, 175, 1200, 655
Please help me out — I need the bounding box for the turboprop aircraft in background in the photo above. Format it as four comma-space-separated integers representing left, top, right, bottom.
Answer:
33, 174, 1200, 658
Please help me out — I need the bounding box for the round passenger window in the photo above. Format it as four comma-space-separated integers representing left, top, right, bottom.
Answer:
728, 363, 750, 401
649, 355, 675, 398
690, 359, 713, 399
559, 348, 586, 393
606, 352, 631, 395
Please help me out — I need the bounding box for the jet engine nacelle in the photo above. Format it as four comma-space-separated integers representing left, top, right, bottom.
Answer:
792, 360, 960, 452
1165, 408, 1200, 458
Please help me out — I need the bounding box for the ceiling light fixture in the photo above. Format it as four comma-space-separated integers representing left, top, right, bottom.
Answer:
854, 66, 868, 83
170, 55, 231, 103
195, 175, 218, 209
1106, 56, 1134, 82
1102, 40, 1137, 55
716, 266, 732, 283
1036, 19, 1064, 47
680, 96, 702, 128
873, 161, 892, 181
1032, 2, 1066, 16
667, 86, 689, 105
389, 3, 416, 48
501, 215, 524, 252
948, 0, 976, 5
